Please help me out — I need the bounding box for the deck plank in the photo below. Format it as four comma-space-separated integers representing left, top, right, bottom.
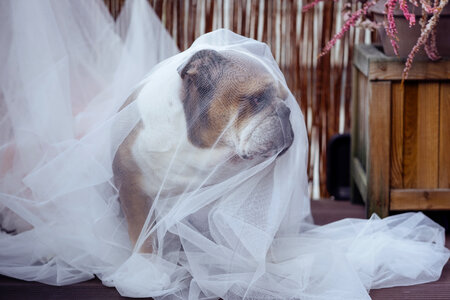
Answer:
0, 200, 448, 300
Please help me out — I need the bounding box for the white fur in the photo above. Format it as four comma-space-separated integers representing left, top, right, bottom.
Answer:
132, 61, 237, 199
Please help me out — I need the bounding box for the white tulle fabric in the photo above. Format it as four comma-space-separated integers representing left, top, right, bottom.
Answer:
0, 1, 448, 299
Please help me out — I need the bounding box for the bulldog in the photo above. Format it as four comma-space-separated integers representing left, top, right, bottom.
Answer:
113, 49, 295, 252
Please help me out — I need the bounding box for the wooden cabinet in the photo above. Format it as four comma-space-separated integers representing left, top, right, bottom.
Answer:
350, 44, 450, 217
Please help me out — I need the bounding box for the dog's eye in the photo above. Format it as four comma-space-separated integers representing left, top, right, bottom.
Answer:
240, 93, 266, 108
254, 97, 263, 104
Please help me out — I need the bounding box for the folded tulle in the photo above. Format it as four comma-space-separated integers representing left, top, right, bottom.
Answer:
0, 1, 448, 299
271, 213, 449, 292
0, 0, 178, 287
167, 212, 447, 300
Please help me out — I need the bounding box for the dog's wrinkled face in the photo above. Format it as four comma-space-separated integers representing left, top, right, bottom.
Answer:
178, 49, 294, 160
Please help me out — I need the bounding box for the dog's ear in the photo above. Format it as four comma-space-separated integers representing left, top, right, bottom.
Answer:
177, 49, 227, 81
178, 50, 229, 148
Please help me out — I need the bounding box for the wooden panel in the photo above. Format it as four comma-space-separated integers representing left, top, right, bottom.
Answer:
352, 157, 367, 203
367, 81, 391, 217
403, 83, 440, 189
350, 67, 359, 162
353, 44, 378, 76
390, 83, 404, 188
440, 83, 450, 188
353, 45, 450, 80
368, 60, 450, 81
350, 67, 362, 204
357, 70, 368, 170
416, 83, 439, 188
403, 83, 418, 188
390, 189, 450, 210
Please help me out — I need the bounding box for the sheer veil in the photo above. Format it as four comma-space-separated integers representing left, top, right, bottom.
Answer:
0, 1, 448, 299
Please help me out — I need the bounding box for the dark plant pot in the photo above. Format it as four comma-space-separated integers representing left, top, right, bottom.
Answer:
370, 0, 450, 58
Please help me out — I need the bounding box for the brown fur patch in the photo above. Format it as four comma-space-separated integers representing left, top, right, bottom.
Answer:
179, 49, 284, 148
113, 86, 153, 253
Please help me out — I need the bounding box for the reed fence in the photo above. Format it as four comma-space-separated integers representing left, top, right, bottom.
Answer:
104, 0, 372, 198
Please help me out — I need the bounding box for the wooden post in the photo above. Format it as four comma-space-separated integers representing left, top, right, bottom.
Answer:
350, 66, 364, 205
366, 81, 391, 217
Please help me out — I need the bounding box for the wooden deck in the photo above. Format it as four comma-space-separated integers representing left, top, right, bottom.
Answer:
311, 200, 450, 300
0, 200, 449, 299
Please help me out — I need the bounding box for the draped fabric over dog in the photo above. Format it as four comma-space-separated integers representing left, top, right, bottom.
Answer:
0, 0, 448, 299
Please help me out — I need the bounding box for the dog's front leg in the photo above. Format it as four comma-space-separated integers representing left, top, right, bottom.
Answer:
117, 178, 154, 253
113, 123, 154, 253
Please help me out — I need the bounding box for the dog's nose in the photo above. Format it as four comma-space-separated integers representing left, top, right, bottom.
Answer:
278, 126, 294, 158
275, 103, 293, 143
276, 104, 294, 157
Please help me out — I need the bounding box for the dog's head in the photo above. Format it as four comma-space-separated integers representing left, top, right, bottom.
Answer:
178, 49, 294, 160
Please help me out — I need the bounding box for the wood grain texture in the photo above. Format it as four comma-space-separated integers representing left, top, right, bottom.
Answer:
403, 83, 419, 189
353, 44, 450, 80
176, 0, 184, 50
357, 70, 368, 170
390, 189, 450, 210
440, 83, 450, 188
352, 157, 367, 203
366, 81, 391, 218
370, 262, 450, 299
368, 60, 450, 80
187, 0, 197, 46
416, 83, 439, 188
351, 67, 364, 204
390, 83, 404, 188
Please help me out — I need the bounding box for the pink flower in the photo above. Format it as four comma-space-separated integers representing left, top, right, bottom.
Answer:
302, 0, 325, 12
302, 0, 339, 12
385, 0, 399, 55
403, 0, 448, 81
400, 0, 416, 26
319, 1, 375, 57
302, 0, 449, 81
421, 0, 441, 13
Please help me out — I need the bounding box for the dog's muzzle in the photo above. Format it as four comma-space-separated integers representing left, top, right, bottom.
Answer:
239, 103, 294, 160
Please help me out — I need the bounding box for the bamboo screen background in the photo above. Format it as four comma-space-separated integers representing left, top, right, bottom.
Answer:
104, 0, 372, 198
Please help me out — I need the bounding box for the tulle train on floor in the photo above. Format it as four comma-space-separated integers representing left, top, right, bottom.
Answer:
0, 1, 448, 299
